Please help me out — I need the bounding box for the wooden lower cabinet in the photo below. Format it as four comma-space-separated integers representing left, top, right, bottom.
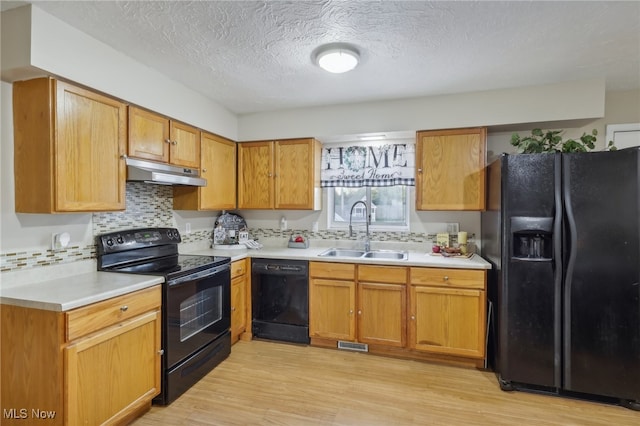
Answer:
0, 286, 162, 425
309, 262, 487, 367
309, 262, 356, 340
409, 267, 487, 359
357, 265, 407, 348
309, 262, 356, 341
309, 263, 406, 348
231, 259, 251, 343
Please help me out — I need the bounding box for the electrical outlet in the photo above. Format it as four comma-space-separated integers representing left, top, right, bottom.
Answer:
51, 232, 71, 250
446, 223, 459, 234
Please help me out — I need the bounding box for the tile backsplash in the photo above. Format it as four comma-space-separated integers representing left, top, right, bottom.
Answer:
92, 182, 174, 235
1, 182, 174, 272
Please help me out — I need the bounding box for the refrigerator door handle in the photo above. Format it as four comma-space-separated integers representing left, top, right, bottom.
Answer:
562, 156, 578, 389
553, 154, 563, 387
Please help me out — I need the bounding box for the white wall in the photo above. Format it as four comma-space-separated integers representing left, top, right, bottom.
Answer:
1, 5, 238, 140
487, 89, 640, 163
237, 79, 606, 142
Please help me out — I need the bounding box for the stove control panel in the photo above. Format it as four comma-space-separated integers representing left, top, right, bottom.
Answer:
97, 227, 182, 254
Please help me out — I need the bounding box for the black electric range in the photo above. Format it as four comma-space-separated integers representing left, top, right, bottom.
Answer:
96, 227, 231, 405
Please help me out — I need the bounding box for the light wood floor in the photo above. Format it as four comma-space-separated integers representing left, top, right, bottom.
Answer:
132, 340, 638, 426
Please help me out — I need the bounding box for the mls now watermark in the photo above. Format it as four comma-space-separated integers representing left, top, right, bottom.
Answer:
3, 408, 57, 420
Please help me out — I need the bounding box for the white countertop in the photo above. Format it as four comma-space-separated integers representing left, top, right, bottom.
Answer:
190, 245, 492, 270
0, 271, 163, 312
0, 241, 490, 312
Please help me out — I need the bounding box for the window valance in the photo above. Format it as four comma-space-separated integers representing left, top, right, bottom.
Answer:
320, 141, 415, 187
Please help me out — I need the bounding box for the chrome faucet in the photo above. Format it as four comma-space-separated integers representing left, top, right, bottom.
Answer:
349, 201, 371, 252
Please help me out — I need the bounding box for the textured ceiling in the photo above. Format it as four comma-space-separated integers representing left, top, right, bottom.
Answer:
3, 1, 640, 115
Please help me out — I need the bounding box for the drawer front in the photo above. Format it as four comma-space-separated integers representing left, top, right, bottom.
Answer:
310, 261, 356, 280
231, 258, 248, 279
66, 285, 161, 342
358, 265, 407, 284
410, 267, 485, 289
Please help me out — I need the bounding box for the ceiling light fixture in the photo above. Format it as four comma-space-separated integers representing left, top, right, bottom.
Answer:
314, 43, 360, 74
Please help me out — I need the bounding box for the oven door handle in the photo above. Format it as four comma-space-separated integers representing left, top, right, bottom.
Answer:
167, 263, 230, 287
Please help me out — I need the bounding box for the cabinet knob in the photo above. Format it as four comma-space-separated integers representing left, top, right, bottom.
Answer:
349, 309, 354, 315
202, 168, 207, 173
120, 154, 128, 160
358, 310, 362, 315
120, 305, 128, 312
158, 349, 164, 356
165, 139, 172, 144
231, 307, 236, 312
443, 276, 449, 281
268, 173, 272, 177
418, 168, 423, 173
172, 140, 178, 145
411, 315, 416, 320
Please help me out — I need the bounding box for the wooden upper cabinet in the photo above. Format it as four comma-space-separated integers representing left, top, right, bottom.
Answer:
416, 127, 487, 211
13, 77, 126, 213
274, 139, 322, 210
173, 132, 237, 211
237, 138, 322, 210
128, 106, 170, 163
237, 141, 274, 209
170, 120, 200, 168
128, 106, 200, 169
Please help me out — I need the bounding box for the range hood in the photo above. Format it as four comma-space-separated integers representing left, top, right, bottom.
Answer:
126, 157, 206, 186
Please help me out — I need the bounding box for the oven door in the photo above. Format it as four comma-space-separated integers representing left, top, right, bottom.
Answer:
164, 263, 231, 368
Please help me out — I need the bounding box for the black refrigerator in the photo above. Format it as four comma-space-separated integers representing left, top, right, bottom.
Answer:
481, 147, 640, 410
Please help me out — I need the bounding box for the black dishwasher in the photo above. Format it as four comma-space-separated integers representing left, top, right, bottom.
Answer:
251, 258, 310, 344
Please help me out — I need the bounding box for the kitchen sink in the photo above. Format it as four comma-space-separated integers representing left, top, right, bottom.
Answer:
363, 250, 408, 260
317, 248, 366, 258
318, 248, 408, 261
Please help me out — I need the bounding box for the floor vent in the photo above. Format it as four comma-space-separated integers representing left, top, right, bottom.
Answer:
337, 341, 368, 352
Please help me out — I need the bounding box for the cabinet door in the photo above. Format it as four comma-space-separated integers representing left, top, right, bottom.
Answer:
65, 310, 161, 425
237, 141, 274, 209
357, 282, 406, 347
231, 274, 247, 343
55, 80, 126, 211
275, 139, 319, 209
170, 121, 200, 168
416, 127, 486, 211
128, 106, 170, 163
174, 132, 237, 210
201, 133, 236, 209
409, 285, 486, 359
309, 277, 356, 341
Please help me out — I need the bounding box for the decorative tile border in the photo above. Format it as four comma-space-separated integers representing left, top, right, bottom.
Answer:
248, 228, 474, 245
180, 226, 476, 248
1, 245, 95, 272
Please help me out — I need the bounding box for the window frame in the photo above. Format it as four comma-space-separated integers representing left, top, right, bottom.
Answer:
327, 186, 410, 232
